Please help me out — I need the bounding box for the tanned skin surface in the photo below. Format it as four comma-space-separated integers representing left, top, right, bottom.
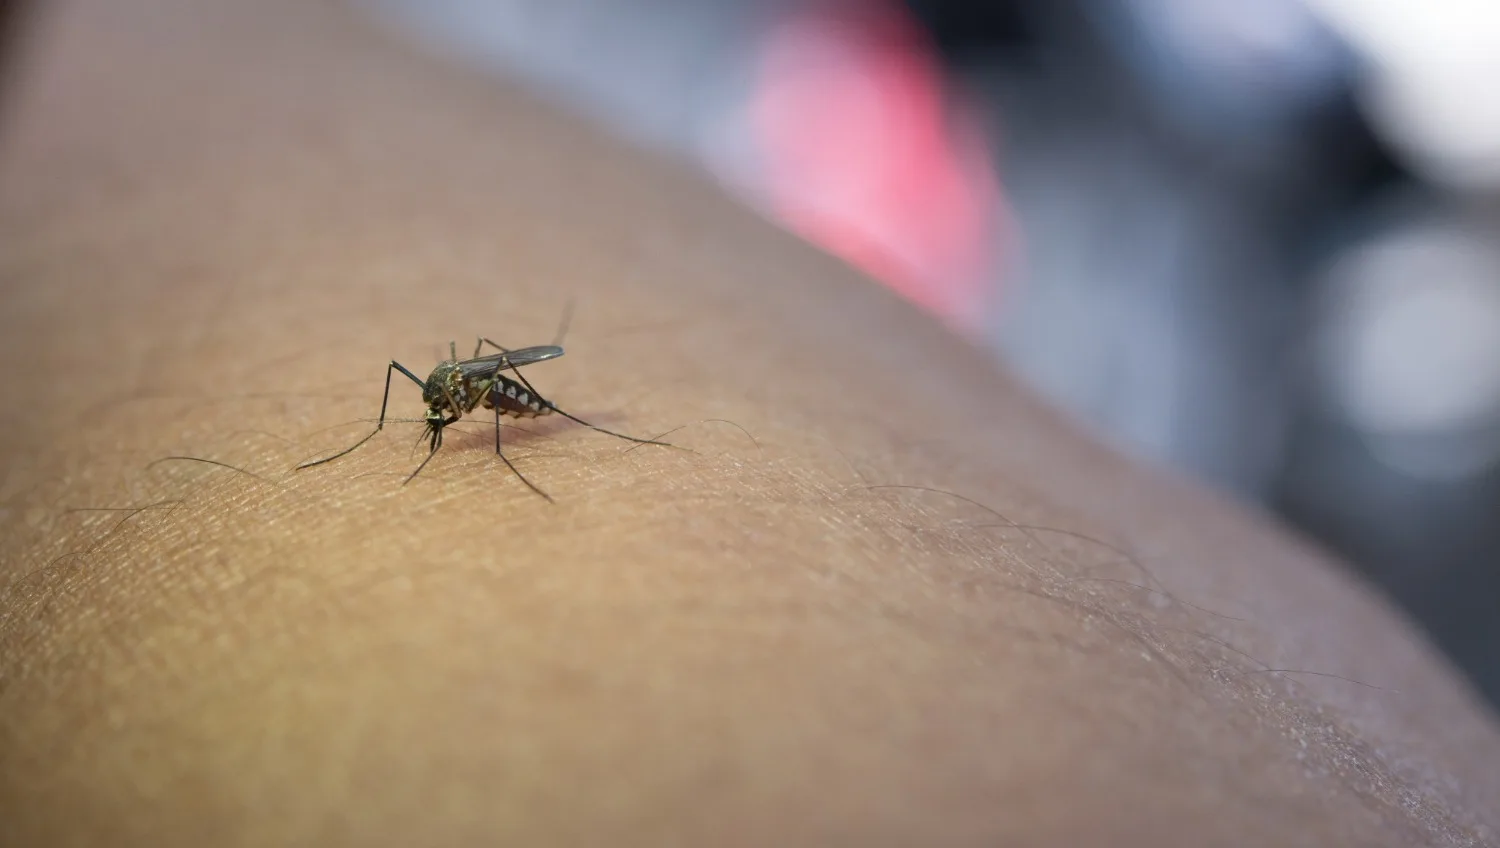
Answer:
1, 1, 1498, 845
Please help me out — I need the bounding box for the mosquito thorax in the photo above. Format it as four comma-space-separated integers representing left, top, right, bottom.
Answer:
422, 361, 468, 410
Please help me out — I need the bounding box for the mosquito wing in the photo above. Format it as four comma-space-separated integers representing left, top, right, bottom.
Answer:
457, 344, 565, 379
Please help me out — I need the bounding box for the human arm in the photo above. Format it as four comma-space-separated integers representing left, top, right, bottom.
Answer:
1, 1, 1498, 845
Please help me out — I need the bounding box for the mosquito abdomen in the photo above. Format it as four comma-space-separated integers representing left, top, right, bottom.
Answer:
485, 374, 551, 418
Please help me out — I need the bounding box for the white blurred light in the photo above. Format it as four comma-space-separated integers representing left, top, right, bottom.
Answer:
1315, 218, 1500, 478
1307, 0, 1500, 189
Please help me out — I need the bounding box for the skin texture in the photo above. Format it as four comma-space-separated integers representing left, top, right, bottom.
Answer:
1, 1, 1498, 845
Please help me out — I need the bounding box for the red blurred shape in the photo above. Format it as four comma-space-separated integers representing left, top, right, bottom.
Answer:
751, 2, 1008, 330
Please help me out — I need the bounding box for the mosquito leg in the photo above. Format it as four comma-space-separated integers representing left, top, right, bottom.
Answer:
474, 340, 540, 382
473, 335, 514, 358
500, 364, 671, 447
547, 404, 674, 447
298, 360, 427, 469
474, 346, 514, 382
498, 448, 552, 502
473, 335, 520, 359
489, 407, 552, 502
478, 315, 663, 449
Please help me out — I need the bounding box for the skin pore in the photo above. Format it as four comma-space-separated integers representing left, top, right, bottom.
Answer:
2, 0, 1498, 845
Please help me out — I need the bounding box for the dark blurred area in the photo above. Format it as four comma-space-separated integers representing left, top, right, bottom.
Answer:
0, 0, 31, 108
10, 0, 1496, 705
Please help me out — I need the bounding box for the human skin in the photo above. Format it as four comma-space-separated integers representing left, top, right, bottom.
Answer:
0, 1, 1497, 846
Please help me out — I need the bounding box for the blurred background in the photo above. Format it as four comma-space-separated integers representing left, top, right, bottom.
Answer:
352, 0, 1500, 707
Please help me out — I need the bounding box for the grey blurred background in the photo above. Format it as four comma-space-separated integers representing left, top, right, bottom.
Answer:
356, 0, 1500, 708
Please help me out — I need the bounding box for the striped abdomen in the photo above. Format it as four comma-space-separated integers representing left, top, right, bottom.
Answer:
484, 374, 552, 418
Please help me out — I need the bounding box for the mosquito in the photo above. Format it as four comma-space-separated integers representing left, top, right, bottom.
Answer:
297, 337, 669, 499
